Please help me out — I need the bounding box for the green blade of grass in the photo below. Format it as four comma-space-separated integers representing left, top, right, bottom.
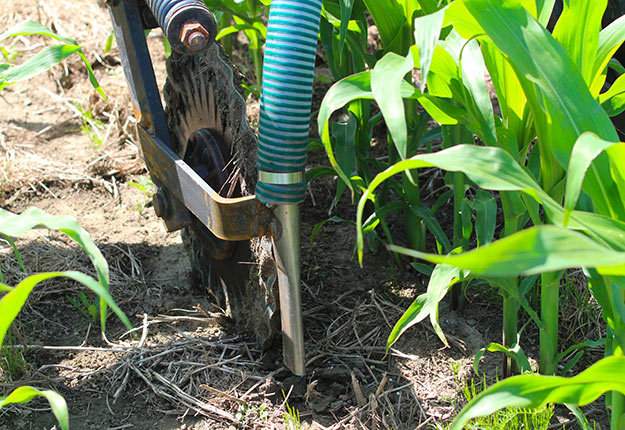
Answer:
450, 356, 625, 430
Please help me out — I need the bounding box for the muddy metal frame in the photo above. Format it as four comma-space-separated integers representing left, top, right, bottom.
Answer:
106, 0, 276, 239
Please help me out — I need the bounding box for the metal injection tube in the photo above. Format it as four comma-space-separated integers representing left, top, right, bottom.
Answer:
256, 0, 323, 376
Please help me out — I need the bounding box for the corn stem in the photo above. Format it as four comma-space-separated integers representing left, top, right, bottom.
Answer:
539, 271, 562, 374
402, 171, 425, 251
502, 290, 520, 377
451, 171, 466, 310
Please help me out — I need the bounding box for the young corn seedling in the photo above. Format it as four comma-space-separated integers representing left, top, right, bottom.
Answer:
0, 208, 131, 430
0, 21, 105, 99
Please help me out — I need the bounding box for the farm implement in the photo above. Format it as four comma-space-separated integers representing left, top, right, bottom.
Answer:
105, 0, 322, 376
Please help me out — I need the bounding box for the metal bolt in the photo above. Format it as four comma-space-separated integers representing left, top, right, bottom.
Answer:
152, 191, 170, 218
180, 21, 209, 53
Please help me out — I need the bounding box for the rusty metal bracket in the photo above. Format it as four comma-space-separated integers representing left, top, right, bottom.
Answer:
137, 126, 276, 241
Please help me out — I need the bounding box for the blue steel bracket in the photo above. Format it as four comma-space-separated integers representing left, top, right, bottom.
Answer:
107, 0, 192, 233
106, 0, 275, 239
107, 0, 171, 145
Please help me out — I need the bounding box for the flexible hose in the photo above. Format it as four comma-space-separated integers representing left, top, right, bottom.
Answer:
256, 0, 322, 205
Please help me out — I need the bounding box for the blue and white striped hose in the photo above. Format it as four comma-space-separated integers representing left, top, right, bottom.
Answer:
256, 0, 322, 205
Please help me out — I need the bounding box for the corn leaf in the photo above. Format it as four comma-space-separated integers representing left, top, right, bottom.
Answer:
535, 0, 556, 26
319, 68, 461, 190
0, 271, 129, 349
0, 207, 130, 331
453, 35, 497, 147
356, 145, 625, 263
332, 112, 357, 204
362, 201, 406, 234
474, 341, 532, 375
338, 0, 355, 55
0, 20, 105, 99
0, 20, 77, 45
599, 73, 625, 117
564, 133, 625, 226
370, 52, 414, 158
467, 189, 497, 246
425, 32, 499, 146
413, 7, 446, 92
362, 0, 411, 54
0, 386, 68, 430
0, 44, 80, 89
410, 204, 453, 252
591, 14, 625, 97
426, 45, 457, 98
310, 216, 355, 244
416, 0, 445, 15
386, 264, 462, 351
388, 225, 625, 277
319, 72, 374, 193
482, 40, 531, 151
461, 0, 625, 220
216, 23, 266, 40
450, 356, 625, 430
552, 0, 605, 86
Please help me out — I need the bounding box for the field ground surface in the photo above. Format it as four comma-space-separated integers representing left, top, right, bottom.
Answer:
0, 2, 609, 429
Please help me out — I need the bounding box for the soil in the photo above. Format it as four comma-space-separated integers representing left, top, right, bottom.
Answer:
0, 2, 610, 430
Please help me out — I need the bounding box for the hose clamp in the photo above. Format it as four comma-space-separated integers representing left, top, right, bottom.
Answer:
259, 171, 305, 185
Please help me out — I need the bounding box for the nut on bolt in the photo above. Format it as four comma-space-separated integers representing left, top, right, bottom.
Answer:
180, 21, 209, 52
152, 190, 170, 218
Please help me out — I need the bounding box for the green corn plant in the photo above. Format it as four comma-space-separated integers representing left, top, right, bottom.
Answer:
320, 0, 373, 82
355, 136, 625, 427
0, 208, 131, 430
0, 20, 105, 99
445, 0, 625, 381
324, 0, 625, 400
204, 0, 269, 96
326, 0, 625, 384
316, 0, 463, 252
